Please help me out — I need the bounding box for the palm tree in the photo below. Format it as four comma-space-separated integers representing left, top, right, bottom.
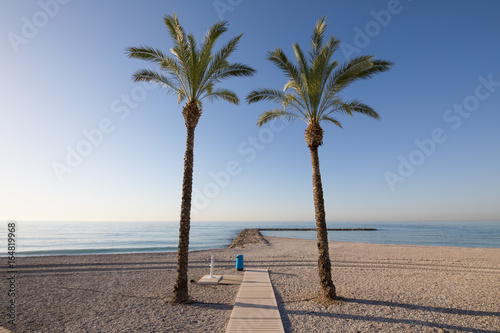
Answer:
246, 17, 392, 302
126, 13, 255, 303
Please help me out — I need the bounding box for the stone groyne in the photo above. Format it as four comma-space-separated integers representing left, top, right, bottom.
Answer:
228, 228, 269, 248
229, 228, 377, 248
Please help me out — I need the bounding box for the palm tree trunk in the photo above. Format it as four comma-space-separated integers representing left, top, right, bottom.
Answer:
172, 101, 200, 303
309, 145, 336, 301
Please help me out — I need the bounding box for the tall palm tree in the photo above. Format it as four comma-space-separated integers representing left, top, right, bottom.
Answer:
126, 13, 255, 303
246, 17, 392, 302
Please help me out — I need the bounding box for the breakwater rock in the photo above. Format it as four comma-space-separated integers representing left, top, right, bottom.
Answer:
229, 228, 269, 248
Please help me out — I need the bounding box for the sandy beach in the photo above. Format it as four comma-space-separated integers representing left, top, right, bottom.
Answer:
2, 236, 499, 332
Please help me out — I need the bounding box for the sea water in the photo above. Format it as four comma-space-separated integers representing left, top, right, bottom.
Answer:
3, 220, 499, 256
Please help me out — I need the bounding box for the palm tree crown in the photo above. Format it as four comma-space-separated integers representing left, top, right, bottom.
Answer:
247, 17, 392, 138
126, 13, 255, 110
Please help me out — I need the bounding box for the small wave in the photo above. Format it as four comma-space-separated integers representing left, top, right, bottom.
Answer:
16, 246, 179, 257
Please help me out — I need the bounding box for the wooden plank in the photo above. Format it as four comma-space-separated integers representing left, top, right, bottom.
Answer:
226, 269, 285, 333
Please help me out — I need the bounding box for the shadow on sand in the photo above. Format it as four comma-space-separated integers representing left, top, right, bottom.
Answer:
273, 290, 499, 333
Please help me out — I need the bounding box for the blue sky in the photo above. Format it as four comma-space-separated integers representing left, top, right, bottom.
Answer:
1, 0, 499, 222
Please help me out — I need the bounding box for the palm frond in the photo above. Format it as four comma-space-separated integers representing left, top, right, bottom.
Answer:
125, 45, 166, 65
329, 55, 374, 90
164, 13, 190, 68
311, 37, 338, 82
327, 56, 394, 96
293, 42, 309, 81
321, 115, 342, 128
246, 88, 286, 104
187, 33, 198, 58
186, 33, 199, 75
309, 16, 327, 59
205, 88, 239, 105
267, 48, 303, 88
177, 90, 186, 104
200, 20, 227, 60
256, 109, 303, 127
282, 93, 308, 114
212, 63, 256, 81
205, 33, 242, 77
341, 100, 380, 119
132, 68, 179, 93
357, 59, 394, 78
160, 56, 183, 77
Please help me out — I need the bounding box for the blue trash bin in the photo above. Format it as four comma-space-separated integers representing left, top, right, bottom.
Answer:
236, 254, 244, 271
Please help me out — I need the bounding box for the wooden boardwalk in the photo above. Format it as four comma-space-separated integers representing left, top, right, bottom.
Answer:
226, 269, 285, 333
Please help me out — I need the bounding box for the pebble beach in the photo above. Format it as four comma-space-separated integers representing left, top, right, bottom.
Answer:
2, 235, 499, 332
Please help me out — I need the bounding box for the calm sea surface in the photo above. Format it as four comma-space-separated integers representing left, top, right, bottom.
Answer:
4, 221, 499, 256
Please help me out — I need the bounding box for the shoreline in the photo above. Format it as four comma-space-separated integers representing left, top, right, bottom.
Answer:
14, 221, 500, 257
16, 233, 500, 258
3, 236, 500, 332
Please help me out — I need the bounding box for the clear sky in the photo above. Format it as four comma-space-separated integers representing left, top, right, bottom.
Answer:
1, 0, 499, 222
